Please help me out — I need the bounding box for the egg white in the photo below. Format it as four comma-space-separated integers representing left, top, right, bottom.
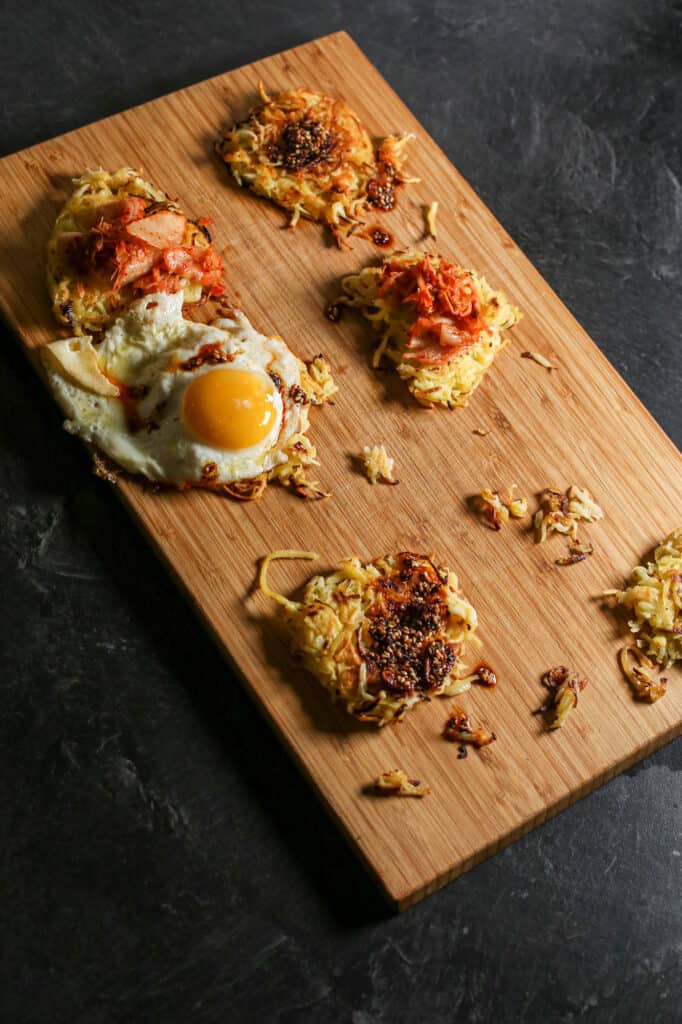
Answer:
42, 291, 304, 484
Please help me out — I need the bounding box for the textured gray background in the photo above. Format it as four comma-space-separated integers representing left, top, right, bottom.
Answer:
1, 2, 680, 1022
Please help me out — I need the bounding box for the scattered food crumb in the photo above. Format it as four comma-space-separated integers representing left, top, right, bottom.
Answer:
476, 485, 528, 529
443, 706, 496, 747
470, 663, 498, 687
536, 665, 588, 728
361, 444, 398, 484
521, 350, 556, 370
301, 354, 338, 405
618, 646, 667, 702
372, 769, 431, 797
457, 745, 468, 759
424, 200, 438, 238
555, 541, 594, 566
472, 427, 491, 437
534, 484, 604, 544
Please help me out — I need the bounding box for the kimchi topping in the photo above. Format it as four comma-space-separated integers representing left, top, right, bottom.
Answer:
62, 197, 224, 299
378, 254, 485, 365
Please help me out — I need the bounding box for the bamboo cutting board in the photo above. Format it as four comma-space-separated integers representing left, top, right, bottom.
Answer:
0, 32, 680, 909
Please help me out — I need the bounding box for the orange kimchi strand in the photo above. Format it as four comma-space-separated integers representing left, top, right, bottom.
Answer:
378, 255, 483, 364
69, 202, 224, 299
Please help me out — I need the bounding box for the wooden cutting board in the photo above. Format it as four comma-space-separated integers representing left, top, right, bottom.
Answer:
0, 32, 680, 909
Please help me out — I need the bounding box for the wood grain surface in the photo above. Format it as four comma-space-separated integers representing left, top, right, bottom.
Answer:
0, 32, 679, 909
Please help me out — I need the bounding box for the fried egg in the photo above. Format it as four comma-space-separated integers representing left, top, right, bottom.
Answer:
40, 291, 308, 491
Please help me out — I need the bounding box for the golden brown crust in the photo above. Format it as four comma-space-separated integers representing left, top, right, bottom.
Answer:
219, 87, 414, 242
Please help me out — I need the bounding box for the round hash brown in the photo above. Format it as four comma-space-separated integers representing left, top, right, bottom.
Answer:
261, 550, 478, 725
219, 86, 414, 242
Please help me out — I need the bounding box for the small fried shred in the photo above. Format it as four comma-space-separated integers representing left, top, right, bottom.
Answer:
424, 200, 439, 239
538, 665, 588, 728
258, 549, 319, 612
373, 769, 431, 797
618, 646, 667, 703
443, 706, 496, 747
534, 484, 604, 544
521, 351, 555, 370
362, 444, 398, 485
555, 541, 594, 566
477, 485, 528, 530
300, 354, 338, 405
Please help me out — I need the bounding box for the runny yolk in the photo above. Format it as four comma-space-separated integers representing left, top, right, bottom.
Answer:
182, 368, 279, 450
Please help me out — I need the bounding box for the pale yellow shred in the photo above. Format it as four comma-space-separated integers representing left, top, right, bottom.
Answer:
607, 527, 682, 668
521, 350, 556, 370
300, 355, 338, 405
361, 444, 397, 485
373, 769, 431, 797
258, 549, 318, 612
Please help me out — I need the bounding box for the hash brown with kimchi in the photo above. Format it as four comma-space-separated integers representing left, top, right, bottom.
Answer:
337, 250, 521, 407
47, 168, 224, 334
260, 550, 477, 726
219, 85, 414, 243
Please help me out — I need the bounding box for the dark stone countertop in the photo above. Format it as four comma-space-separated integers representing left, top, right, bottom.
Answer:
1, 2, 680, 1021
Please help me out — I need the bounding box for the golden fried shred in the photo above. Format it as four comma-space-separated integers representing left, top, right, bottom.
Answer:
618, 646, 667, 702
538, 666, 588, 728
372, 769, 431, 797
477, 485, 528, 530
443, 706, 496, 747
361, 444, 398, 485
534, 484, 604, 544
300, 354, 338, 405
259, 550, 478, 726
424, 201, 438, 239
605, 528, 682, 668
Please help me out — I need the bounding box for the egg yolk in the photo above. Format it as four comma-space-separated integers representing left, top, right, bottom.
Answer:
182, 368, 279, 450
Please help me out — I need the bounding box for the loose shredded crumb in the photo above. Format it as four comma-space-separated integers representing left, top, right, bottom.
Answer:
618, 646, 667, 702
443, 706, 496, 747
537, 665, 588, 728
258, 549, 318, 612
521, 351, 555, 370
472, 427, 491, 437
361, 444, 398, 485
534, 484, 604, 544
373, 769, 431, 797
606, 527, 682, 668
424, 200, 438, 239
300, 354, 338, 405
477, 485, 528, 529
555, 541, 594, 566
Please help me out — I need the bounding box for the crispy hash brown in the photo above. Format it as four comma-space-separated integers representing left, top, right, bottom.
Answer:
260, 550, 478, 726
47, 168, 224, 333
337, 250, 521, 407
219, 86, 414, 242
